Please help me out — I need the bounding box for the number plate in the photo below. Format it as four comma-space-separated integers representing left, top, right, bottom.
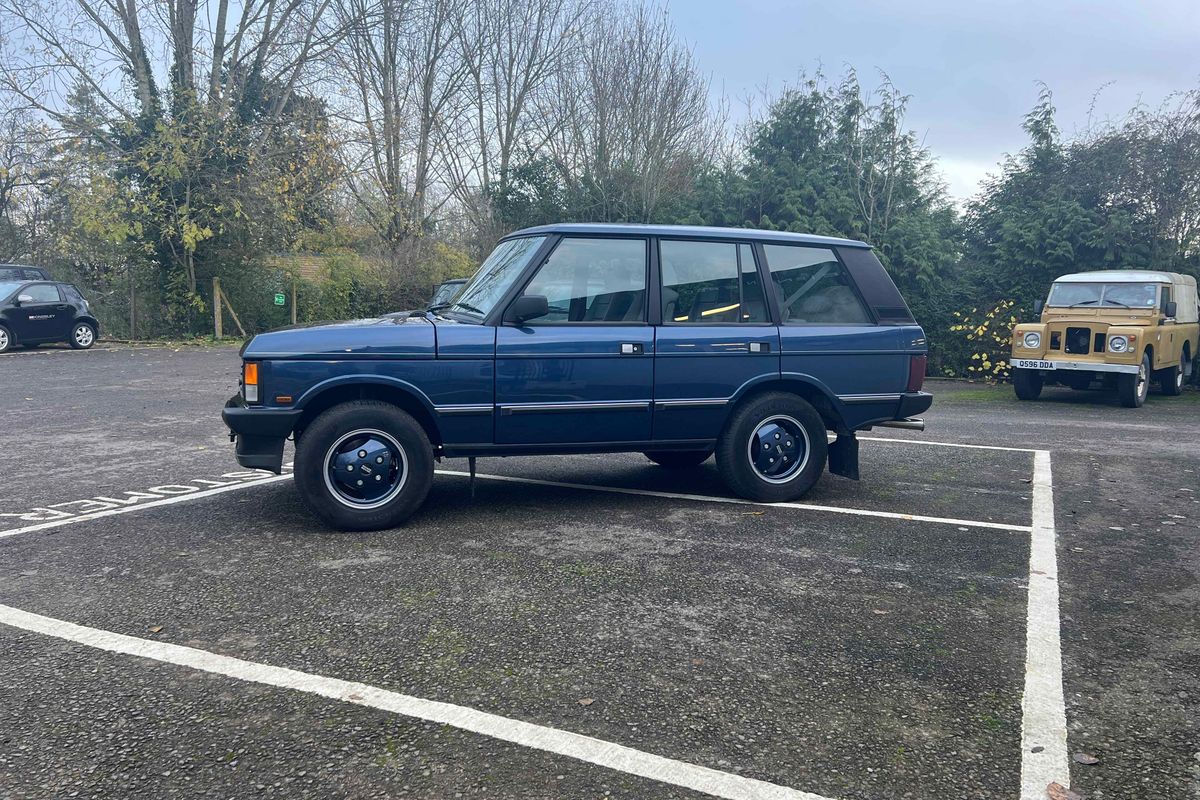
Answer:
1015, 359, 1054, 370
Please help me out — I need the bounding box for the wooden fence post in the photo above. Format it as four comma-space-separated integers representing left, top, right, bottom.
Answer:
213, 277, 223, 339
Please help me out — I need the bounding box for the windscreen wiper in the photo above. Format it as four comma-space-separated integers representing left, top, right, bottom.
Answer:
1068, 299, 1100, 307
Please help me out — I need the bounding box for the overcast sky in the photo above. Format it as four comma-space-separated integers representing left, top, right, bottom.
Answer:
673, 0, 1199, 202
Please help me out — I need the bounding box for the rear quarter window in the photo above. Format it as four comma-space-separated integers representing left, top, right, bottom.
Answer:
761, 244, 872, 324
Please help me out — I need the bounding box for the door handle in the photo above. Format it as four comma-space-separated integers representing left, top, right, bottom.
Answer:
619, 342, 644, 355
748, 342, 770, 353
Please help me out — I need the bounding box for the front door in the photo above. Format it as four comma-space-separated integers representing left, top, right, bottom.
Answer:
495, 236, 653, 445
11, 283, 71, 343
653, 239, 780, 441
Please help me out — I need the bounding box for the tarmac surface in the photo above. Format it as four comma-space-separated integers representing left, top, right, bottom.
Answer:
1, 342, 1197, 799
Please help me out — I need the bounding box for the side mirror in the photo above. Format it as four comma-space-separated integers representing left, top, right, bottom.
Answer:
1032, 299, 1044, 315
505, 294, 549, 325
16, 294, 33, 305
1164, 300, 1177, 318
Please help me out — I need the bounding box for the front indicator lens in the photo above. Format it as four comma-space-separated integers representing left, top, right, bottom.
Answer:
1023, 332, 1041, 349
1108, 335, 1129, 353
243, 362, 260, 403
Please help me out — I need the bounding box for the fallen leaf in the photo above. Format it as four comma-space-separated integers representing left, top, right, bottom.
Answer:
743, 511, 765, 516
871, 609, 890, 615
577, 698, 594, 706
1046, 781, 1085, 800
1072, 752, 1099, 765
148, 626, 163, 634
691, 658, 705, 666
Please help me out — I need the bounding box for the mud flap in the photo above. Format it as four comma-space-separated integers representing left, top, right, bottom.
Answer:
827, 433, 860, 481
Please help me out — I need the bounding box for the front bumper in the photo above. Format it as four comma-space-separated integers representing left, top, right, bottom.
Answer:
1012, 358, 1139, 375
222, 395, 302, 473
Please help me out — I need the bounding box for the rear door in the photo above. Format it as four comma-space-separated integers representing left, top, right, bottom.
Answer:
653, 239, 779, 441
495, 236, 654, 445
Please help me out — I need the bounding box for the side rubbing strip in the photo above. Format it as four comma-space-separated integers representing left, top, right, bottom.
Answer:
434, 405, 494, 416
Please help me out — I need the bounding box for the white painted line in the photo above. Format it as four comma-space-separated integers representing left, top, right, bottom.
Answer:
0, 474, 292, 540
436, 470, 1032, 533
0, 603, 836, 800
1018, 451, 1070, 797
860, 436, 1039, 454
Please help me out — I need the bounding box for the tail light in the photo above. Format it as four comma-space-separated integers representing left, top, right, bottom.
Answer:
242, 362, 260, 403
906, 354, 927, 393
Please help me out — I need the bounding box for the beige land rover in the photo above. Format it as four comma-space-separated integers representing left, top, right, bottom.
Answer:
1011, 270, 1199, 407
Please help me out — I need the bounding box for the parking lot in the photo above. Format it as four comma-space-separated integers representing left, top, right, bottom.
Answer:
2, 344, 1198, 799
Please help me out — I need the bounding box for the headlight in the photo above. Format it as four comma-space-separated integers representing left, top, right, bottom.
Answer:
1023, 332, 1041, 349
1108, 335, 1128, 353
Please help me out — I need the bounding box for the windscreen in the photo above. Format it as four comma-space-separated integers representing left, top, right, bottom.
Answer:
446, 236, 546, 318
1046, 282, 1160, 309
0, 281, 23, 299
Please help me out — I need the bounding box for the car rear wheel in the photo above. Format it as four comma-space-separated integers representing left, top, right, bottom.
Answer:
643, 450, 712, 468
0, 326, 11, 354
1118, 353, 1151, 408
715, 392, 827, 503
294, 401, 434, 530
69, 322, 96, 350
1158, 360, 1183, 396
1013, 369, 1043, 401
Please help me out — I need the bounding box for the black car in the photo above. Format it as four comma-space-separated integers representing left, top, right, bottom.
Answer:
0, 264, 52, 282
0, 281, 100, 353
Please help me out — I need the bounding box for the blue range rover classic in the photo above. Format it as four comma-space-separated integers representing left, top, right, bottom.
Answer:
223, 224, 932, 530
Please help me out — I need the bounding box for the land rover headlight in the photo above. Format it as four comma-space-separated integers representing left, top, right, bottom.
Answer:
1108, 335, 1129, 353
1022, 332, 1041, 349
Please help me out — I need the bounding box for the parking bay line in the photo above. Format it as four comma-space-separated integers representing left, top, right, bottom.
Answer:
437, 470, 1033, 533
1018, 450, 1070, 797
0, 603, 834, 800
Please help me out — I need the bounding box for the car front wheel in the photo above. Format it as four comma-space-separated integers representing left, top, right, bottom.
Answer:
294, 401, 434, 530
0, 326, 11, 354
69, 322, 96, 349
715, 392, 827, 503
1013, 369, 1043, 401
1118, 353, 1151, 408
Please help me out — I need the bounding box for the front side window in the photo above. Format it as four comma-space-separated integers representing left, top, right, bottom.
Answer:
449, 236, 547, 319
660, 240, 768, 323
23, 284, 61, 303
521, 237, 647, 323
762, 244, 871, 324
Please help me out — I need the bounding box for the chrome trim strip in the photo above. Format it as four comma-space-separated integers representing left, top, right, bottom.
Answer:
434, 404, 494, 416
499, 400, 652, 415
838, 393, 902, 404
654, 398, 731, 409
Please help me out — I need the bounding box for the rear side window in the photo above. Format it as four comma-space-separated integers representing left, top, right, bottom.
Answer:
22, 269, 47, 280
63, 285, 85, 304
761, 245, 872, 324
0, 267, 20, 281
660, 240, 768, 323
23, 284, 62, 303
523, 237, 647, 323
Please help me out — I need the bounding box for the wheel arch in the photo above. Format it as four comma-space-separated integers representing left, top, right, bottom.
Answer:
728, 373, 844, 432
294, 378, 442, 446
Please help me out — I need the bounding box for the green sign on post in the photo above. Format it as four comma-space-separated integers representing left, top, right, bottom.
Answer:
274, 293, 286, 306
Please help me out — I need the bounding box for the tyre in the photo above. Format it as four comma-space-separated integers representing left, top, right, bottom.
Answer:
69, 321, 96, 350
715, 392, 827, 503
1118, 352, 1151, 408
1158, 361, 1183, 396
0, 326, 11, 354
1013, 369, 1043, 401
293, 401, 434, 530
643, 450, 712, 468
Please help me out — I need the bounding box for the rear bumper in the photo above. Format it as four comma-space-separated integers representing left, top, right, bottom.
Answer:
896, 391, 933, 419
222, 395, 301, 473
1012, 359, 1139, 375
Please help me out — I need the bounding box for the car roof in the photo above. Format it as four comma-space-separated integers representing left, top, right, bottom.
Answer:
1055, 270, 1180, 284
504, 223, 872, 249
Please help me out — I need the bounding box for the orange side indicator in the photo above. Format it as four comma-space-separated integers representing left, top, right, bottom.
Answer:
275, 395, 293, 404
243, 362, 259, 385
